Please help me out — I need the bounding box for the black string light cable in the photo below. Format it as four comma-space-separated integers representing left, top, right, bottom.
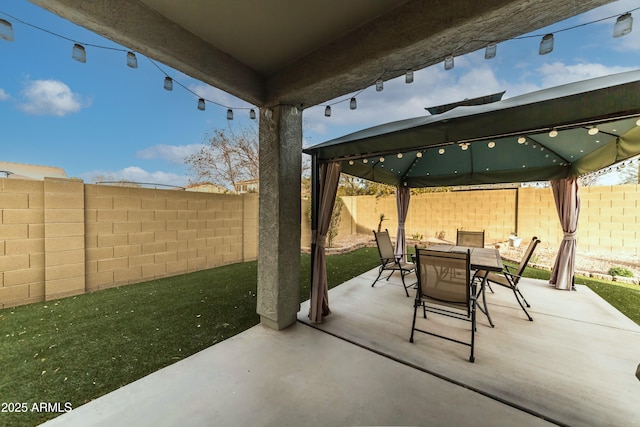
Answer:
1, 7, 638, 118
0, 9, 258, 118
317, 7, 639, 114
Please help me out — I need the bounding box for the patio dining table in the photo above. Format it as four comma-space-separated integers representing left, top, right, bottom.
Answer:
424, 244, 503, 327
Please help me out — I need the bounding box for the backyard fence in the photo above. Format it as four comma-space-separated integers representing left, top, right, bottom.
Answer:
1, 177, 639, 308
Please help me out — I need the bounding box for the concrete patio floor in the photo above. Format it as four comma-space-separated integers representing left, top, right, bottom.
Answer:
42, 268, 640, 427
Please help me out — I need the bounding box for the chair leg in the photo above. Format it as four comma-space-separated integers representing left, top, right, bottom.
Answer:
515, 287, 530, 307
512, 287, 533, 321
410, 301, 419, 343
400, 270, 410, 297
469, 299, 476, 363
371, 267, 384, 287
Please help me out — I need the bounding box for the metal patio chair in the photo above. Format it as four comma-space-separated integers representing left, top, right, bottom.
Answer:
456, 230, 485, 248
410, 247, 477, 362
372, 229, 415, 297
482, 236, 541, 321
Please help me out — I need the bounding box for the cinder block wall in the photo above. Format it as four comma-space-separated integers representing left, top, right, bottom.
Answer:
342, 189, 517, 245
84, 184, 250, 292
340, 184, 640, 255
2, 179, 639, 308
0, 179, 45, 307
0, 178, 260, 309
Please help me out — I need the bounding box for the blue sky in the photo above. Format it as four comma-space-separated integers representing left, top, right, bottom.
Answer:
0, 0, 639, 187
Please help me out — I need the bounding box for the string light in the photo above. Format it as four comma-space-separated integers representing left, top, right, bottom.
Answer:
484, 43, 496, 59
126, 51, 138, 68
438, 148, 445, 155
613, 12, 633, 37
250, 109, 256, 119
324, 106, 331, 117
197, 98, 205, 111
1, 6, 637, 119
488, 141, 496, 148
0, 18, 14, 41
72, 43, 86, 63
350, 97, 357, 110
549, 128, 558, 137
397, 153, 403, 158
444, 55, 454, 70
227, 109, 234, 120
416, 152, 423, 158
405, 70, 414, 83
518, 136, 526, 144
539, 34, 554, 55
163, 77, 173, 91
588, 126, 599, 135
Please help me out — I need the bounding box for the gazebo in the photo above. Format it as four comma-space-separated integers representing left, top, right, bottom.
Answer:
304, 70, 640, 323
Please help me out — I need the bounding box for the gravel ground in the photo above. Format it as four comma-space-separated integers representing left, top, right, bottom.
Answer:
333, 234, 640, 280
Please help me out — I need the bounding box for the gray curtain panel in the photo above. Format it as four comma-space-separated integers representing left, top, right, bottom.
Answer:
395, 186, 410, 262
550, 177, 580, 290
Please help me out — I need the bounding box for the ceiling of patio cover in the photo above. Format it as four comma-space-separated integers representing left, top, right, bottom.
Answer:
303, 70, 640, 188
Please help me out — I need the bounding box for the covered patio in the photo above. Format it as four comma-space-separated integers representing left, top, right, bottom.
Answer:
42, 271, 640, 426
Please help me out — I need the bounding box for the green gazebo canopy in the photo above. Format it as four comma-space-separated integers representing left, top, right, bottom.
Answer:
304, 70, 640, 187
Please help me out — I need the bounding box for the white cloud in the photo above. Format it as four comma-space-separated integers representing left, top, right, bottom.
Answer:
537, 62, 636, 87
18, 79, 90, 116
0, 88, 9, 101
82, 166, 189, 187
136, 144, 203, 164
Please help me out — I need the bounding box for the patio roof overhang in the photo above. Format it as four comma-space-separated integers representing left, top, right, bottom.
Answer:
303, 70, 640, 188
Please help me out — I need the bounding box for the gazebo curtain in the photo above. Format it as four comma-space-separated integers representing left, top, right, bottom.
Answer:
395, 186, 410, 262
550, 177, 580, 290
309, 161, 342, 323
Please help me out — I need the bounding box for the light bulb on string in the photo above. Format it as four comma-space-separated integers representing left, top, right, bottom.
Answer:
0, 19, 14, 42
126, 52, 138, 68
72, 43, 86, 63
613, 13, 633, 38
227, 109, 234, 120
405, 70, 414, 83
350, 97, 357, 110
163, 77, 173, 91
197, 98, 205, 111
484, 43, 496, 59
376, 79, 384, 92
588, 126, 599, 135
324, 106, 331, 117
444, 55, 454, 70
250, 109, 256, 120
539, 34, 554, 55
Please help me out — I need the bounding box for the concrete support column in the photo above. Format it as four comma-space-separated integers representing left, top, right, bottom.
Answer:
257, 105, 302, 330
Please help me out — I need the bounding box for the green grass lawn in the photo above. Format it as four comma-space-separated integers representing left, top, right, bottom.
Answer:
1, 246, 638, 426
0, 247, 380, 427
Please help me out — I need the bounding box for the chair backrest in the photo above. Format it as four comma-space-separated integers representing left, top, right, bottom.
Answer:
515, 237, 541, 278
456, 230, 485, 248
415, 248, 471, 314
373, 229, 395, 260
